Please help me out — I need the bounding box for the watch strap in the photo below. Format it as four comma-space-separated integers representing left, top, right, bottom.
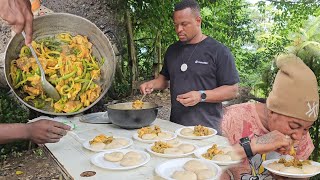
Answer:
240, 137, 254, 159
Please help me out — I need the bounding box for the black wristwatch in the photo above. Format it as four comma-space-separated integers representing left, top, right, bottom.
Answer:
199, 90, 206, 102
240, 137, 254, 159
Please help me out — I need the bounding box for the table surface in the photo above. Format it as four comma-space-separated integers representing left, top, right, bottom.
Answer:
45, 118, 230, 180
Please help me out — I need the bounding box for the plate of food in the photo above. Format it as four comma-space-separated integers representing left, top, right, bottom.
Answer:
133, 125, 176, 143
83, 134, 133, 152
262, 158, 320, 178
155, 158, 222, 180
194, 144, 242, 166
146, 140, 198, 158
175, 125, 217, 140
91, 149, 150, 170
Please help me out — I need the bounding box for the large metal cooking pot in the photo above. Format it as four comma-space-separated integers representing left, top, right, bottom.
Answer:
107, 102, 160, 129
4, 13, 116, 116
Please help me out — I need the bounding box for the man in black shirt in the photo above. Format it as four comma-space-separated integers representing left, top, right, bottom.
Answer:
140, 0, 239, 133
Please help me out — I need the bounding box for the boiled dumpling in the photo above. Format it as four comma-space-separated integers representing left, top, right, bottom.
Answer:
212, 154, 232, 161
180, 128, 194, 136
141, 133, 157, 140
183, 160, 208, 173
267, 162, 285, 171
302, 164, 320, 174
171, 170, 197, 180
280, 166, 304, 174
166, 139, 181, 147
120, 151, 143, 167
113, 138, 129, 146
226, 151, 242, 161
156, 132, 172, 140
90, 142, 105, 150
195, 169, 215, 180
163, 148, 184, 155
104, 152, 124, 162
178, 144, 195, 153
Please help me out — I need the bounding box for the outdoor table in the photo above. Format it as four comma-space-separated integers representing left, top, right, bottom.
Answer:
45, 118, 230, 180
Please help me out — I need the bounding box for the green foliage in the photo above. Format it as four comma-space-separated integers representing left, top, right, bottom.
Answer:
0, 88, 30, 160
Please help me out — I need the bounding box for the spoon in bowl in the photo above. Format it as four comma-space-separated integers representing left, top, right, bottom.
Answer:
21, 31, 60, 101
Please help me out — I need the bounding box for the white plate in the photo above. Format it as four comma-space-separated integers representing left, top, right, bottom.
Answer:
262, 159, 320, 178
155, 158, 222, 180
175, 126, 217, 140
133, 130, 177, 143
146, 142, 198, 158
194, 145, 241, 166
83, 136, 133, 152
91, 149, 150, 170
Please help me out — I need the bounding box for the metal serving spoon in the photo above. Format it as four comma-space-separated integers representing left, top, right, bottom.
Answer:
21, 32, 60, 101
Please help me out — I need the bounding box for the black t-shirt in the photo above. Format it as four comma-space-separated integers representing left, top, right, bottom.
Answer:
160, 36, 239, 133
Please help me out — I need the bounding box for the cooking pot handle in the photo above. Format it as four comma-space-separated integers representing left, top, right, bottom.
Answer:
104, 29, 124, 56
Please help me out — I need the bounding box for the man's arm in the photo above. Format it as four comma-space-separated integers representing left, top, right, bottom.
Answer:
0, 120, 70, 144
140, 74, 169, 94
0, 124, 29, 144
176, 84, 238, 107
204, 84, 238, 103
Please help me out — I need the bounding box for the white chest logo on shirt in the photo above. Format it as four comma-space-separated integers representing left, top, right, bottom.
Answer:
305, 101, 319, 118
195, 60, 208, 65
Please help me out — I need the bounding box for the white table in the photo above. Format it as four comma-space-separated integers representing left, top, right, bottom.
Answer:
45, 118, 229, 180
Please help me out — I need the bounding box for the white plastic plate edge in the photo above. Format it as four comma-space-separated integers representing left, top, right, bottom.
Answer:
262, 159, 320, 178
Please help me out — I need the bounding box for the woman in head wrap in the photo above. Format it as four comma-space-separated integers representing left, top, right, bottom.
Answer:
221, 54, 319, 180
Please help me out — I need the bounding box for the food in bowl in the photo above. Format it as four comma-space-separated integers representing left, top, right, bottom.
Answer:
137, 125, 173, 140
267, 158, 320, 174
181, 125, 213, 137
9, 33, 104, 113
202, 144, 241, 161
132, 99, 144, 109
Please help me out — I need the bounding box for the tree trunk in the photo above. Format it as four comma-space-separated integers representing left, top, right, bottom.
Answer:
153, 31, 162, 78
125, 10, 138, 95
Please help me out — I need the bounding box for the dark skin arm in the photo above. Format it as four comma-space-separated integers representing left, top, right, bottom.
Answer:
0, 0, 33, 45
0, 120, 70, 144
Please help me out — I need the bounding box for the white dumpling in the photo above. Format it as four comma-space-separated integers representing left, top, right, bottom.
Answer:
180, 128, 194, 136
120, 151, 143, 167
226, 151, 242, 161
104, 141, 124, 149
123, 151, 143, 160
90, 142, 105, 150
163, 148, 184, 155
280, 166, 304, 174
171, 170, 197, 180
104, 152, 124, 162
166, 139, 181, 147
302, 165, 320, 174
183, 160, 208, 173
156, 132, 173, 140
178, 144, 195, 153
113, 138, 129, 146
212, 154, 232, 161
267, 162, 285, 171
195, 169, 215, 180
141, 133, 157, 140
220, 146, 234, 154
